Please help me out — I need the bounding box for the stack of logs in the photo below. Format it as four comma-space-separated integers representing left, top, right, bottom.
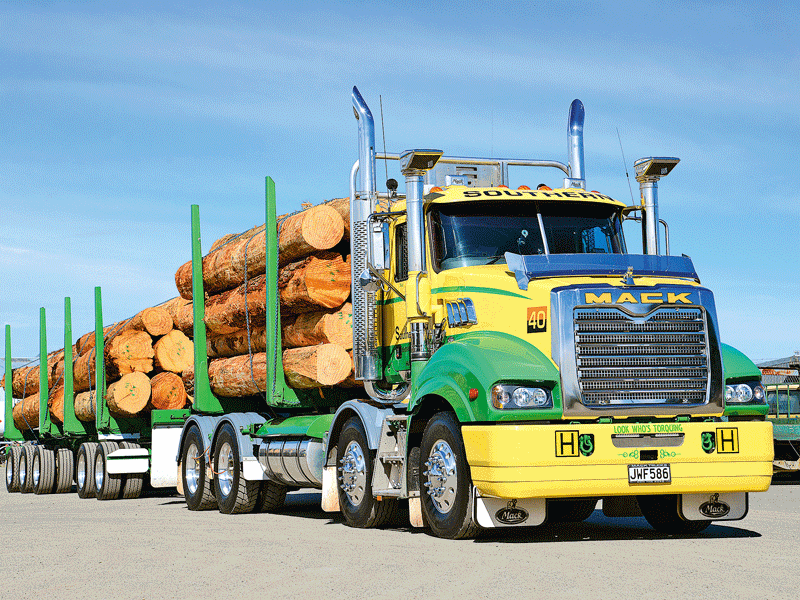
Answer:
171, 197, 357, 398
3, 305, 194, 430
2, 197, 359, 427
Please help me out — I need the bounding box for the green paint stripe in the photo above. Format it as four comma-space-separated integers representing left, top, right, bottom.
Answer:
377, 296, 405, 306
431, 286, 529, 300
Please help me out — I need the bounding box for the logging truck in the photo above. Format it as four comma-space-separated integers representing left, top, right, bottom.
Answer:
3, 87, 773, 539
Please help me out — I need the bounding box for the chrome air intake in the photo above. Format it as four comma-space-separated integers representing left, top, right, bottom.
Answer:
257, 439, 324, 488
351, 86, 379, 381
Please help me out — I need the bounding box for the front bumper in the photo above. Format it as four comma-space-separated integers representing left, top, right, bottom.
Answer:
462, 421, 773, 499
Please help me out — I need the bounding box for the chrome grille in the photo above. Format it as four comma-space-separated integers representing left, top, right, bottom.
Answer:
574, 307, 709, 407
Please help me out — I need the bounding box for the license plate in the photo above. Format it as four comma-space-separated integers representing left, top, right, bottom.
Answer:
628, 464, 671, 484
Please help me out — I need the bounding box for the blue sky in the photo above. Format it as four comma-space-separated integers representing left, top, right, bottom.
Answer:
1, 0, 798, 364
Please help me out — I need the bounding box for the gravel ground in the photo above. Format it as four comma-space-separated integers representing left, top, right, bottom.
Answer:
1, 477, 798, 600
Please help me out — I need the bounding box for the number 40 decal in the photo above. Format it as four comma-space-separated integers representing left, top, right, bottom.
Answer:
527, 306, 548, 333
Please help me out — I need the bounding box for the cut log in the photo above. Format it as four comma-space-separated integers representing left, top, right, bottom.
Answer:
282, 344, 351, 389
148, 372, 188, 410
163, 296, 194, 336
7, 349, 64, 398
49, 385, 65, 424
181, 366, 195, 397
74, 391, 97, 422
323, 197, 351, 238
73, 350, 97, 394
106, 372, 151, 418
278, 253, 351, 313
174, 203, 345, 299
120, 306, 173, 337
204, 274, 266, 335
208, 353, 266, 397
105, 330, 154, 380
13, 394, 39, 431
282, 303, 352, 349
153, 330, 194, 373
207, 327, 266, 358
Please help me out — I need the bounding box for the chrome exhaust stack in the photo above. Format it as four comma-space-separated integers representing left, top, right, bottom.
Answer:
351, 87, 380, 381
564, 99, 586, 189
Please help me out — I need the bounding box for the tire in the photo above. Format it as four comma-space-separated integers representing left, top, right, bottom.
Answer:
33, 446, 56, 495
119, 441, 144, 500
54, 448, 74, 493
336, 417, 396, 528
181, 426, 216, 511
19, 444, 35, 494
76, 442, 98, 499
546, 497, 598, 523
5, 445, 22, 493
213, 423, 258, 514
638, 494, 711, 534
95, 441, 122, 501
257, 480, 288, 513
419, 412, 479, 539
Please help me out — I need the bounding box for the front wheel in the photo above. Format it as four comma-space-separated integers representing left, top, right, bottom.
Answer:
419, 412, 478, 539
638, 494, 711, 534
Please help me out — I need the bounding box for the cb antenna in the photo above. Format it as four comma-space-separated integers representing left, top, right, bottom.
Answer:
617, 127, 635, 205
380, 95, 389, 195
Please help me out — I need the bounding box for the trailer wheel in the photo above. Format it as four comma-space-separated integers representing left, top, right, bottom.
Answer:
54, 448, 74, 493
181, 426, 216, 511
19, 444, 35, 494
5, 445, 22, 493
213, 423, 259, 514
545, 498, 598, 523
76, 442, 98, 498
257, 480, 288, 513
638, 494, 711, 534
336, 417, 395, 528
119, 441, 144, 500
419, 412, 479, 539
95, 442, 122, 501
33, 446, 56, 495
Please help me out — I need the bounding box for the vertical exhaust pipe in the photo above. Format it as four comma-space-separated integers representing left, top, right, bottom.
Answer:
351, 87, 379, 381
565, 99, 586, 189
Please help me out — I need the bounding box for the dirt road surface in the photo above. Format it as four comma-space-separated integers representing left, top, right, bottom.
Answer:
2, 479, 798, 600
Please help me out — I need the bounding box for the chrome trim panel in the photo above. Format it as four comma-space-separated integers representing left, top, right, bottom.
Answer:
551, 285, 724, 417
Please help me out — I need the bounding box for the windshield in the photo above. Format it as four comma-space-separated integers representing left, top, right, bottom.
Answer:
430, 200, 626, 271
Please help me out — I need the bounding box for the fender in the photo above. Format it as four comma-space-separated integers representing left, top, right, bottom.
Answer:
721, 343, 761, 382
411, 331, 562, 422
324, 400, 397, 465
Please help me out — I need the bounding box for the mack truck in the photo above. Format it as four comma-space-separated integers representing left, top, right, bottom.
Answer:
4, 87, 773, 539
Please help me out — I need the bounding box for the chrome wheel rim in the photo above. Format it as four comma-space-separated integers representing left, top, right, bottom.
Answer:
217, 442, 234, 498
424, 440, 458, 514
339, 440, 367, 506
185, 443, 200, 495
77, 453, 86, 489
5, 456, 12, 486
19, 453, 27, 486
32, 454, 40, 487
95, 453, 104, 491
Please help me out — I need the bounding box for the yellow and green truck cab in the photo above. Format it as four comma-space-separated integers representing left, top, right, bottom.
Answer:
337, 89, 772, 539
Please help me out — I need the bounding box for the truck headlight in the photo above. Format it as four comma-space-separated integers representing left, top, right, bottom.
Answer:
725, 382, 765, 404
491, 384, 552, 409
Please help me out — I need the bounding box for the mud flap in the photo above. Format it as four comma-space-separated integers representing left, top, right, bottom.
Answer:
679, 492, 748, 521
474, 488, 546, 528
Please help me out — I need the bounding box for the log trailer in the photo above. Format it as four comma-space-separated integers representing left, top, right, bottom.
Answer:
4, 87, 773, 539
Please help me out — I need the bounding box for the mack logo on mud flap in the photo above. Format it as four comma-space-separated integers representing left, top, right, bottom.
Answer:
699, 494, 731, 518
495, 499, 529, 525
527, 306, 547, 333
584, 291, 694, 305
